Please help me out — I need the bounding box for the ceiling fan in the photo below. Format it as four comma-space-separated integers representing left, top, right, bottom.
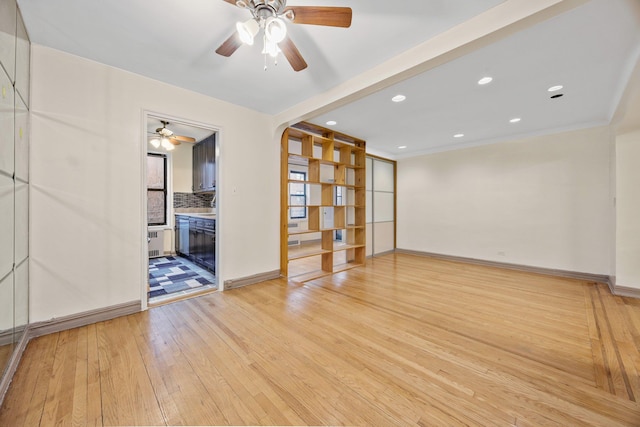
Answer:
148, 121, 196, 150
215, 0, 352, 71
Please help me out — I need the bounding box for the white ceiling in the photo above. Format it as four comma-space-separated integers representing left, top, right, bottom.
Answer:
17, 0, 640, 158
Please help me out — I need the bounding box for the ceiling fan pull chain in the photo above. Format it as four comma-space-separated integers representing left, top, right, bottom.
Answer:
264, 34, 268, 71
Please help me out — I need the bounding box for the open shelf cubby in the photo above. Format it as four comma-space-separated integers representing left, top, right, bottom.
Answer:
281, 122, 366, 282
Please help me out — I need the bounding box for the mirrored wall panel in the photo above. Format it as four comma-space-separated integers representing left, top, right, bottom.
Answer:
366, 156, 396, 257
0, 0, 30, 388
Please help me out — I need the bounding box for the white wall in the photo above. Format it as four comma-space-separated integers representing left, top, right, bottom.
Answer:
30, 45, 279, 322
615, 130, 640, 289
397, 126, 614, 275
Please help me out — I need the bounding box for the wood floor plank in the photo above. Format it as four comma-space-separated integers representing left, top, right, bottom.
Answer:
0, 332, 59, 427
2, 253, 640, 426
85, 323, 103, 426
96, 316, 166, 426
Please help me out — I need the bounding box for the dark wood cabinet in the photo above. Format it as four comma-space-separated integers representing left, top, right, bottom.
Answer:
203, 229, 215, 271
192, 134, 216, 193
186, 216, 215, 273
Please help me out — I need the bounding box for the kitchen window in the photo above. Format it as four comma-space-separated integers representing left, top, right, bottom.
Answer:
147, 153, 167, 226
289, 171, 307, 219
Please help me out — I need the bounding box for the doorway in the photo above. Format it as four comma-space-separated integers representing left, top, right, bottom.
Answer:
144, 112, 219, 306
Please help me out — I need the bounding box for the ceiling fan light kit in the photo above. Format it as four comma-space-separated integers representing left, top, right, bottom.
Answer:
216, 0, 352, 72
148, 121, 196, 151
236, 18, 260, 45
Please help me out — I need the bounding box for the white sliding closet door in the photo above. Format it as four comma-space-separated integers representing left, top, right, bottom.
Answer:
366, 156, 395, 257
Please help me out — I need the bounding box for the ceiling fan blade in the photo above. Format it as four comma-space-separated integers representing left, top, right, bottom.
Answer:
280, 36, 307, 72
168, 137, 182, 146
216, 31, 242, 57
172, 135, 196, 143
221, 0, 238, 5
283, 6, 352, 28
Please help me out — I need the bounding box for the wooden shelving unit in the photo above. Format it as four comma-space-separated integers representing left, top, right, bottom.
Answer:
281, 122, 366, 282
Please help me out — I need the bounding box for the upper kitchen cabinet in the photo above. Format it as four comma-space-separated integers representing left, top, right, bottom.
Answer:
0, 0, 16, 83
15, 8, 29, 107
192, 134, 216, 193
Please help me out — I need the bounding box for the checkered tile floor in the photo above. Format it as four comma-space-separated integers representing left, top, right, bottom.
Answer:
148, 256, 216, 301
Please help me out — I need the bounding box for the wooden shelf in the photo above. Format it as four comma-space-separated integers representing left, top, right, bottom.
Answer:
282, 121, 367, 282
332, 262, 364, 275
287, 180, 364, 189
288, 247, 332, 261
288, 226, 365, 236
333, 243, 365, 252
287, 154, 366, 169
288, 269, 334, 283
287, 206, 365, 210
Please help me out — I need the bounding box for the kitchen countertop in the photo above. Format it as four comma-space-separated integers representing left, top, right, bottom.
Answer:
175, 212, 216, 220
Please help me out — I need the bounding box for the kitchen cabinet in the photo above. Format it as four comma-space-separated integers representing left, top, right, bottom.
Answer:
203, 228, 215, 271
192, 134, 216, 193
182, 215, 215, 273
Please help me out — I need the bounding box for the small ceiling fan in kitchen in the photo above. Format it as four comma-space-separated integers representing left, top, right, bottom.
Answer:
148, 121, 196, 151
215, 0, 352, 71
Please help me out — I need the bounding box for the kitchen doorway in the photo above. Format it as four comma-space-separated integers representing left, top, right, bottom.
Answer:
143, 112, 219, 306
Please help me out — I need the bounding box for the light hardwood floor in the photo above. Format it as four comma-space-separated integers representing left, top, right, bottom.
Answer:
2, 253, 640, 426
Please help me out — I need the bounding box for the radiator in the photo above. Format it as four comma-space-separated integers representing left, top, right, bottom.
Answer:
148, 229, 164, 258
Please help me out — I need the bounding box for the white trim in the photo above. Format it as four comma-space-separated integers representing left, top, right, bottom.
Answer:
395, 248, 611, 285
224, 269, 281, 290
609, 276, 640, 299
28, 301, 141, 338
141, 111, 149, 311
613, 286, 640, 299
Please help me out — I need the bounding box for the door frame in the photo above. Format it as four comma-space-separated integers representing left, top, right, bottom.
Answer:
140, 110, 221, 310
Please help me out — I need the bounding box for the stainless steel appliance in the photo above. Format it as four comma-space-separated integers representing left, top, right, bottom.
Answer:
175, 216, 190, 255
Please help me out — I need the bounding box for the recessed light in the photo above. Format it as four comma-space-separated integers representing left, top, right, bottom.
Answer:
548, 85, 563, 92
326, 120, 337, 126
398, 145, 407, 149
509, 118, 521, 123
392, 94, 406, 103
478, 76, 493, 85
454, 133, 464, 138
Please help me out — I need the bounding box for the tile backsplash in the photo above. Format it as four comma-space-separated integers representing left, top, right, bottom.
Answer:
174, 192, 215, 209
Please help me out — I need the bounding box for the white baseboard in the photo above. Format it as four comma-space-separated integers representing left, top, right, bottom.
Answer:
395, 248, 612, 286
29, 300, 142, 339
224, 269, 281, 290
610, 280, 640, 299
